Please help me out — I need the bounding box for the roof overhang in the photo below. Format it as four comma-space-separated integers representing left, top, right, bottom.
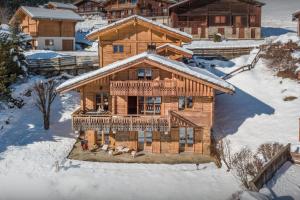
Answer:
156, 44, 193, 58
86, 15, 192, 43
57, 53, 234, 94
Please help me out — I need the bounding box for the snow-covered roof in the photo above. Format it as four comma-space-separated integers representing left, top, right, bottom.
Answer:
169, 0, 264, 10
86, 15, 192, 41
47, 2, 78, 10
57, 52, 234, 93
184, 40, 266, 50
16, 6, 83, 21
157, 43, 194, 55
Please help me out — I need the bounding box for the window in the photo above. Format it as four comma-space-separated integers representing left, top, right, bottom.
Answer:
138, 97, 161, 115
235, 16, 242, 27
145, 132, 152, 145
178, 96, 193, 110
113, 45, 124, 53
137, 68, 152, 80
45, 39, 54, 46
179, 127, 194, 148
214, 16, 226, 24
95, 93, 109, 112
131, 0, 137, 4
250, 15, 256, 24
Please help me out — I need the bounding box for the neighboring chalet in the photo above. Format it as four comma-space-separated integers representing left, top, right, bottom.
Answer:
104, 0, 176, 24
293, 11, 300, 36
169, 0, 265, 39
45, 2, 78, 11
74, 0, 106, 16
86, 15, 192, 67
57, 15, 235, 156
10, 6, 83, 51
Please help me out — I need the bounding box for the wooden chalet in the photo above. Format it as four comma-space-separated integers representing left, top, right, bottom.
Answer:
104, 0, 176, 24
10, 6, 83, 51
293, 11, 300, 36
57, 16, 234, 156
57, 52, 234, 155
74, 0, 106, 16
169, 0, 265, 39
86, 15, 192, 67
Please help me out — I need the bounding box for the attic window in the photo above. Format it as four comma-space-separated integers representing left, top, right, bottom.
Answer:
113, 45, 124, 53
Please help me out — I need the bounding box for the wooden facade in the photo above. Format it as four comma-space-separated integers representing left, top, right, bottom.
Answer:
59, 54, 233, 155
58, 16, 234, 156
169, 0, 264, 39
87, 15, 192, 67
293, 11, 300, 36
104, 0, 175, 23
74, 0, 106, 16
10, 6, 82, 51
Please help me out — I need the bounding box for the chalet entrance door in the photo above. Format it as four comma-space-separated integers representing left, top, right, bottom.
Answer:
251, 28, 256, 39
62, 39, 74, 51
200, 27, 206, 38
239, 28, 245, 39
128, 96, 138, 115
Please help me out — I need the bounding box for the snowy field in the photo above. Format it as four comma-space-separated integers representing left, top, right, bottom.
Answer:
0, 1, 300, 200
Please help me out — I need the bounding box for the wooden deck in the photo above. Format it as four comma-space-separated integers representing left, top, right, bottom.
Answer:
68, 138, 214, 164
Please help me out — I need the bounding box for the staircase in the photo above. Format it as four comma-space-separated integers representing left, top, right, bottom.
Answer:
222, 47, 262, 80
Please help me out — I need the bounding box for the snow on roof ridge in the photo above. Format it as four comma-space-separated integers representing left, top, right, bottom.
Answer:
157, 43, 194, 55
87, 15, 192, 40
48, 1, 78, 9
20, 6, 83, 21
57, 52, 234, 92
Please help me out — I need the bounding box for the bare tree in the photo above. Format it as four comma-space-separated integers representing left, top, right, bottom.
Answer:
34, 80, 57, 130
216, 138, 233, 171
231, 147, 254, 189
257, 142, 284, 163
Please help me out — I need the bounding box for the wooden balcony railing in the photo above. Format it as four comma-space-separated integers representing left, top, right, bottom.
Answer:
110, 80, 178, 96
72, 109, 170, 132
176, 21, 207, 28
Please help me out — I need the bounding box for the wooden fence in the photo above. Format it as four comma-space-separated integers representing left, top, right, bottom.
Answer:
192, 47, 256, 59
222, 48, 262, 80
249, 143, 292, 192
26, 55, 99, 75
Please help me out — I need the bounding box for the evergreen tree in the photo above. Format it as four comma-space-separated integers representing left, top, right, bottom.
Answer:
0, 21, 30, 96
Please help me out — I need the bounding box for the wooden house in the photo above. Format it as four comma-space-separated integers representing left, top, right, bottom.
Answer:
86, 15, 192, 67
57, 52, 234, 155
9, 6, 83, 51
74, 0, 106, 16
293, 11, 300, 36
104, 0, 176, 24
169, 0, 265, 39
46, 2, 78, 11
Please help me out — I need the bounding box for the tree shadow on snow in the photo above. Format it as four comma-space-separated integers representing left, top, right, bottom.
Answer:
0, 93, 78, 156
262, 27, 296, 37
213, 86, 275, 138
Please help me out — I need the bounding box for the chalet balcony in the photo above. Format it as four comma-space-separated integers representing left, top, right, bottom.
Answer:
110, 80, 179, 97
72, 109, 170, 132
176, 21, 207, 28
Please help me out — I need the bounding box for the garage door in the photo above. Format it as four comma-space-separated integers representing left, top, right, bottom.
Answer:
62, 39, 74, 51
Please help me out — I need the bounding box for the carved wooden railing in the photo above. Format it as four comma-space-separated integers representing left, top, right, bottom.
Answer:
72, 110, 170, 132
169, 111, 200, 128
110, 80, 178, 96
